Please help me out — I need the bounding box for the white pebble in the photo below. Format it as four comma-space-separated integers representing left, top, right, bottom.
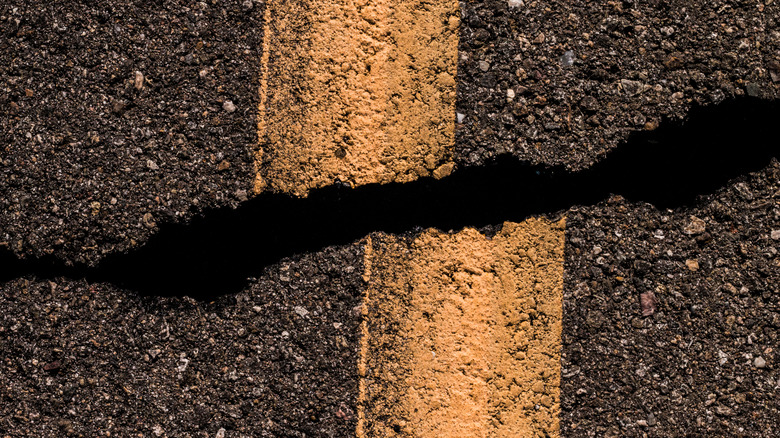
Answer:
134, 71, 144, 90
506, 89, 515, 101
223, 100, 236, 113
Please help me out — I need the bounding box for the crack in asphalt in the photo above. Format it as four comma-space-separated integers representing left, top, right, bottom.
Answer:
1, 97, 778, 297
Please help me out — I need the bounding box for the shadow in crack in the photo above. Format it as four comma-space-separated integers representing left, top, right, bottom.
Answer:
1, 97, 778, 297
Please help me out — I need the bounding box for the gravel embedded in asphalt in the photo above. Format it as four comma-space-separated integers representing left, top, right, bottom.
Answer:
562, 160, 780, 436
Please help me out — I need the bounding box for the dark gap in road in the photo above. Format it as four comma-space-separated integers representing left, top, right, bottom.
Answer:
1, 97, 778, 297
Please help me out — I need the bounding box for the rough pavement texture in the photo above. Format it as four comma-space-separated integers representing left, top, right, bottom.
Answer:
359, 220, 564, 437
0, 1, 262, 264
0, 244, 364, 437
456, 0, 780, 169
3, 0, 779, 264
2, 1, 780, 436
562, 160, 780, 437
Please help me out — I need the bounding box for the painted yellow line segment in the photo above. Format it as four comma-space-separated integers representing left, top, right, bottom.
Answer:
359, 218, 565, 437
254, 0, 459, 196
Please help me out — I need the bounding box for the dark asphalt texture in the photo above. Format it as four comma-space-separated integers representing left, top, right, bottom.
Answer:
1, 1, 779, 437
1, 1, 262, 264
0, 244, 364, 437
563, 161, 780, 437
456, 0, 779, 169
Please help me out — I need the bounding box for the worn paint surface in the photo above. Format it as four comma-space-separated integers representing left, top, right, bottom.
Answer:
254, 0, 460, 196
359, 218, 565, 437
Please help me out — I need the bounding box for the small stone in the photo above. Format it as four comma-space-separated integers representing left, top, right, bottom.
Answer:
533, 33, 545, 44
215, 428, 226, 438
235, 189, 248, 202
560, 50, 575, 67
147, 159, 159, 170
683, 215, 706, 235
242, 0, 254, 10
177, 357, 189, 373
506, 88, 515, 101
734, 182, 753, 200
134, 71, 144, 90
640, 292, 657, 317
142, 212, 156, 228
294, 306, 309, 317
433, 162, 455, 180
43, 360, 61, 372
57, 420, 75, 435
216, 160, 230, 171
111, 100, 127, 115
745, 82, 761, 97
715, 405, 735, 417
754, 356, 766, 368
685, 259, 699, 271
620, 79, 644, 96
456, 113, 466, 124
770, 60, 780, 82
478, 61, 490, 72
507, 0, 523, 7
223, 100, 236, 113
579, 96, 598, 113
152, 425, 164, 437
647, 413, 657, 426
771, 230, 780, 240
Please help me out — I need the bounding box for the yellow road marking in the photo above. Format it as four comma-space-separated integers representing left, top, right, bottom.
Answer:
358, 218, 565, 437
254, 0, 460, 196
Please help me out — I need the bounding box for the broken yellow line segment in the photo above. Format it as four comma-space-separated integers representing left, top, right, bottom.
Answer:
359, 218, 565, 437
255, 0, 460, 196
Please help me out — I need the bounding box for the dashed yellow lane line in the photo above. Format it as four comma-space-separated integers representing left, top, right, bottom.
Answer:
254, 0, 460, 196
359, 218, 565, 437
